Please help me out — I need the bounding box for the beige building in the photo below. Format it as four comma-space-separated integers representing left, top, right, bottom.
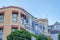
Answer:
37, 18, 50, 36
0, 6, 30, 40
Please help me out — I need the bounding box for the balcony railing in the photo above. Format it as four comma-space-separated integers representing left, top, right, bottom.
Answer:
24, 23, 35, 34
24, 23, 42, 34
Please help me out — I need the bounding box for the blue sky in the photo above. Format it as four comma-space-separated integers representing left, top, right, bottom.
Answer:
0, 0, 60, 25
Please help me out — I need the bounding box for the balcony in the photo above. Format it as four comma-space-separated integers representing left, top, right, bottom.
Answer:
24, 23, 42, 35
24, 23, 36, 34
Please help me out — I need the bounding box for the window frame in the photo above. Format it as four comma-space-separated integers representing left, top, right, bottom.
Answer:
12, 12, 18, 22
20, 13, 26, 24
0, 14, 4, 23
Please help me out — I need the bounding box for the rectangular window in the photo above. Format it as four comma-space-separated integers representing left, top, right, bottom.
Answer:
12, 12, 18, 22
29, 18, 32, 25
0, 29, 3, 40
35, 25, 38, 30
0, 14, 4, 23
26, 17, 29, 23
34, 22, 39, 31
20, 16, 25, 24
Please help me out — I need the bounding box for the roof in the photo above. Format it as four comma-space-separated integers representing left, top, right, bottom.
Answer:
54, 22, 60, 25
48, 22, 60, 27
37, 18, 48, 22
0, 6, 37, 19
48, 22, 60, 34
0, 6, 21, 10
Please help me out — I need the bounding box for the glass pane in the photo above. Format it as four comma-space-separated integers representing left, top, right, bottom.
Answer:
35, 26, 38, 30
0, 15, 4, 18
32, 21, 35, 28
0, 29, 3, 40
26, 18, 29, 23
0, 30, 2, 35
0, 19, 4, 23
29, 18, 32, 25
20, 16, 25, 24
12, 18, 17, 22
12, 14, 17, 17
20, 19, 24, 24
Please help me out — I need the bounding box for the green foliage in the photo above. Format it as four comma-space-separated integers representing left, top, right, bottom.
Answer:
7, 29, 48, 40
47, 36, 52, 40
7, 30, 31, 40
29, 33, 38, 40
58, 33, 60, 40
30, 33, 48, 40
37, 35, 48, 40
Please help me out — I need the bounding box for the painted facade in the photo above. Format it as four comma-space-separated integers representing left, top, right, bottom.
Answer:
48, 22, 60, 34
0, 6, 44, 40
37, 18, 50, 36
48, 22, 60, 40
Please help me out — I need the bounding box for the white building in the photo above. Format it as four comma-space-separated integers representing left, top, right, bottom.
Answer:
48, 22, 60, 40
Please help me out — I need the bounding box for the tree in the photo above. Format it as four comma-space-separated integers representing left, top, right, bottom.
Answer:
47, 36, 52, 40
58, 33, 60, 40
7, 30, 31, 40
37, 35, 48, 40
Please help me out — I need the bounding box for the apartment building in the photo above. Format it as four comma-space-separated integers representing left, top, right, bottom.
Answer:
0, 6, 44, 40
48, 22, 60, 34
37, 18, 49, 36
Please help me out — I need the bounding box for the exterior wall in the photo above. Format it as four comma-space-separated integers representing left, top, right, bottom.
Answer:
51, 33, 58, 40
48, 22, 60, 34
0, 7, 26, 40
48, 22, 60, 40
37, 18, 49, 36
3, 8, 12, 40
0, 6, 44, 40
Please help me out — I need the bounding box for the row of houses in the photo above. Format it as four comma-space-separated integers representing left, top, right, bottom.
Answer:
0, 6, 49, 40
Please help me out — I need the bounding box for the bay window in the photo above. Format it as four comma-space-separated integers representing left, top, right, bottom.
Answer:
20, 16, 25, 24
20, 13, 26, 25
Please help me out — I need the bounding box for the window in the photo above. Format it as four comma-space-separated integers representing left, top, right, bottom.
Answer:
35, 25, 38, 30
29, 18, 32, 26
40, 25, 42, 29
26, 17, 29, 23
20, 13, 26, 24
20, 16, 25, 24
42, 25, 45, 30
12, 12, 18, 22
34, 23, 38, 30
40, 24, 45, 30
0, 29, 3, 40
32, 21, 35, 29
0, 14, 4, 23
